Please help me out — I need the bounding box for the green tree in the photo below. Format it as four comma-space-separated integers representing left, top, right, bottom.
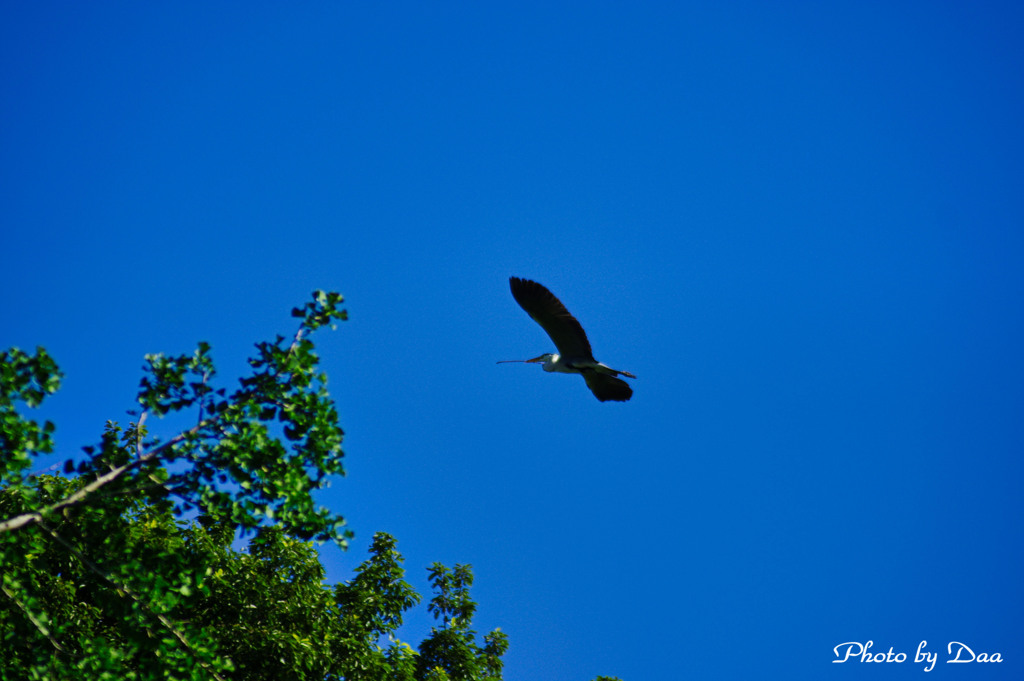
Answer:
0, 292, 616, 680
417, 564, 508, 681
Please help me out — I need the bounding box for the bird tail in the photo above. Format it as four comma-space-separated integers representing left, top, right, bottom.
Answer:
593, 363, 636, 379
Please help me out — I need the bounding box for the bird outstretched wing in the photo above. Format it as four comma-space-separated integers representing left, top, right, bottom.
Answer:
509, 277, 593, 359
583, 372, 633, 402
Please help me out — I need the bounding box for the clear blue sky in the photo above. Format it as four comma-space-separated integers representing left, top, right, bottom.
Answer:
3, 2, 1022, 679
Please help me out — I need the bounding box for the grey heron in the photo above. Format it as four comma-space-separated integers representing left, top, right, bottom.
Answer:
499, 276, 635, 402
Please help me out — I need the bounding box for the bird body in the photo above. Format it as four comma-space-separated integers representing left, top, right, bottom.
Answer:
500, 277, 635, 402
525, 352, 628, 377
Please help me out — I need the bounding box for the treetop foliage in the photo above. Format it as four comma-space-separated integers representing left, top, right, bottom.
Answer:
0, 290, 615, 681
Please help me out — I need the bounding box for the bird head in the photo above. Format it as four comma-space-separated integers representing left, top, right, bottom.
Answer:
525, 353, 555, 364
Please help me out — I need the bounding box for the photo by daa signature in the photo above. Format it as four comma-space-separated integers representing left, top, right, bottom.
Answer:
832, 640, 1003, 672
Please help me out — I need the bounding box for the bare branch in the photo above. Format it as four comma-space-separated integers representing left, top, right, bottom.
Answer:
0, 420, 206, 534
136, 410, 148, 458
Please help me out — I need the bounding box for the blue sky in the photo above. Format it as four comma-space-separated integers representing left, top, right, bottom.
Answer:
3, 2, 1023, 679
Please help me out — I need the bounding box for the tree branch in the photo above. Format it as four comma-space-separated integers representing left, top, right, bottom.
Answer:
2, 309, 329, 537
37, 519, 227, 681
0, 420, 206, 534
0, 583, 67, 655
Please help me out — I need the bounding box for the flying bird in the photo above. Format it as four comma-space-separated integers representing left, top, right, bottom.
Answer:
499, 277, 635, 402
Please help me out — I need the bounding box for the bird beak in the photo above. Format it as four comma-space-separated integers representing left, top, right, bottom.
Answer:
496, 355, 547, 365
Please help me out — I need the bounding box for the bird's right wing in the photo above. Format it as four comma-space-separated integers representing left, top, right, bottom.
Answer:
509, 277, 593, 358
583, 372, 633, 402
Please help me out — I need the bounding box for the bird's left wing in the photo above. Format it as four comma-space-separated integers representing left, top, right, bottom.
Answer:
509, 277, 593, 358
